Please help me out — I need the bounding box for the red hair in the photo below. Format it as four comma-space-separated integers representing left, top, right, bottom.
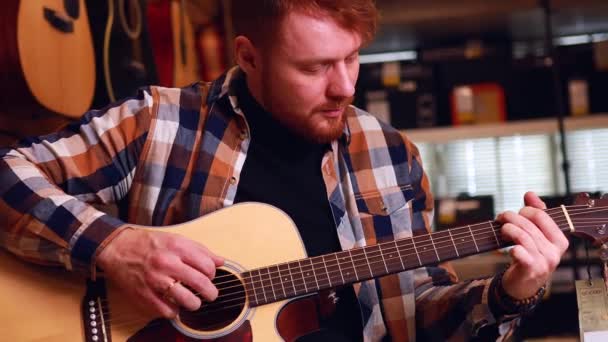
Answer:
231, 0, 378, 47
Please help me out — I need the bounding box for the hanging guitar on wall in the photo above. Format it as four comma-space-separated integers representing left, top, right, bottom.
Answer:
86, 0, 158, 108
196, 1, 229, 82
147, 0, 201, 88
0, 0, 96, 118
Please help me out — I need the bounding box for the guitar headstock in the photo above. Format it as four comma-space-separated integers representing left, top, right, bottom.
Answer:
569, 193, 608, 246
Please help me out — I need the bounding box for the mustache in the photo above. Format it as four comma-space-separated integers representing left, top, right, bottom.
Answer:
315, 96, 354, 112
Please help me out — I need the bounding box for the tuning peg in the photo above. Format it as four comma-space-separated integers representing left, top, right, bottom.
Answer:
574, 192, 591, 205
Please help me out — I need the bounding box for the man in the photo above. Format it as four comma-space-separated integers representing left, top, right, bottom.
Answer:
0, 0, 568, 341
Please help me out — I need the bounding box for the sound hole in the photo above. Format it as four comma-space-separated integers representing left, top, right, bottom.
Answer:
179, 269, 246, 331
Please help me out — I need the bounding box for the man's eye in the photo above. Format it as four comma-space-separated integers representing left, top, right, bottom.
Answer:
304, 65, 327, 73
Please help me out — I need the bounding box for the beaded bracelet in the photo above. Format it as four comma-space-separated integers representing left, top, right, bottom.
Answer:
492, 266, 546, 315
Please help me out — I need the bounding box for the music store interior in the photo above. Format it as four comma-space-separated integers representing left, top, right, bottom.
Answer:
1, 0, 608, 341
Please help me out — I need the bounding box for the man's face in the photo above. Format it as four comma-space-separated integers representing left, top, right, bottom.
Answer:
251, 11, 361, 144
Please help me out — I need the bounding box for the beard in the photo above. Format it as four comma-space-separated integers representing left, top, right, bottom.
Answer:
262, 90, 353, 144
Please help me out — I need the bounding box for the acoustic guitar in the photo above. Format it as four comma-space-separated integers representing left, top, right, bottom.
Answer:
0, 0, 96, 118
1, 194, 606, 341
85, 0, 158, 107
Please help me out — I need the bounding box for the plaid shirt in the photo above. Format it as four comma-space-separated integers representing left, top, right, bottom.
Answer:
0, 67, 515, 341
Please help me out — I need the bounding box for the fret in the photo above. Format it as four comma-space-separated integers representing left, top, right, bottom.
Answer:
313, 256, 331, 289
351, 248, 372, 279
428, 234, 441, 261
278, 263, 294, 297
334, 253, 345, 284
415, 235, 439, 264
452, 227, 478, 255
252, 269, 268, 303
291, 260, 306, 295
432, 230, 458, 260
410, 236, 423, 266
260, 267, 276, 301
321, 255, 332, 288
337, 251, 356, 283
475, 226, 498, 251
447, 229, 459, 257
347, 249, 359, 281
271, 265, 287, 299
377, 242, 401, 274
377, 244, 390, 273
393, 240, 406, 269
362, 246, 375, 278
245, 270, 260, 305
324, 254, 343, 287
297, 260, 308, 293
468, 225, 480, 252
489, 222, 501, 246
305, 258, 320, 290
364, 244, 385, 276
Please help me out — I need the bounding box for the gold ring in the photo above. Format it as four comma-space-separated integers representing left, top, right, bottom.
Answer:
163, 279, 180, 300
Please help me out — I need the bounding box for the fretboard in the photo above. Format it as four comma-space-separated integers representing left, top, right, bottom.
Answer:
242, 207, 571, 307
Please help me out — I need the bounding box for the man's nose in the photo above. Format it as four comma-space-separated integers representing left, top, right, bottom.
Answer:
327, 63, 356, 99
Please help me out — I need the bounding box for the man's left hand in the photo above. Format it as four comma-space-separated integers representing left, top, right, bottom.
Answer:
498, 191, 570, 300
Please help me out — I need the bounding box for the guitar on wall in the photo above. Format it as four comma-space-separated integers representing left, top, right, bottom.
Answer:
0, 0, 96, 118
147, 0, 201, 87
85, 0, 158, 108
2, 193, 607, 341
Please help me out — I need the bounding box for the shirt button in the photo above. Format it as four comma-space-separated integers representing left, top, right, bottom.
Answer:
230, 176, 237, 185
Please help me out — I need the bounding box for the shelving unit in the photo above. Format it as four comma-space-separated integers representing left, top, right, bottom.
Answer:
361, 2, 608, 339
403, 113, 608, 143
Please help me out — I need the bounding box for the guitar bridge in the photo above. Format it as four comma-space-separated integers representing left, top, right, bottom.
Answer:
81, 278, 112, 342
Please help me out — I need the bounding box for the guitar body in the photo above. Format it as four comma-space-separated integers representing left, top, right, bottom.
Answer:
0, 0, 95, 118
198, 22, 228, 82
0, 203, 315, 341
146, 0, 175, 87
171, 0, 201, 87
86, 0, 158, 108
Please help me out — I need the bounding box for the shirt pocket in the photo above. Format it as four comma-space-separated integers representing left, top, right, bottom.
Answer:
354, 184, 415, 240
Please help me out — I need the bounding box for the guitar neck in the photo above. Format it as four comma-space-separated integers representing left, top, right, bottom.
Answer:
242, 206, 573, 307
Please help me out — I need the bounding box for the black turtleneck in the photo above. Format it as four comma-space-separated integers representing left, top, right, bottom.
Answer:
233, 76, 363, 341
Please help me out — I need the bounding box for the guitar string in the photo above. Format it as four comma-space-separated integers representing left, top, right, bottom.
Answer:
98, 218, 602, 323
27, 206, 600, 326
172, 209, 603, 304
179, 220, 600, 312
34, 205, 599, 291
106, 204, 593, 290
33, 205, 600, 302
94, 220, 590, 329
93, 231, 514, 329
94, 219, 604, 326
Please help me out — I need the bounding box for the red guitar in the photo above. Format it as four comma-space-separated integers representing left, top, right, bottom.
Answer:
147, 0, 200, 87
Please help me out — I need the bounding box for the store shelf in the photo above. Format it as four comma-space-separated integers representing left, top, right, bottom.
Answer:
401, 113, 608, 143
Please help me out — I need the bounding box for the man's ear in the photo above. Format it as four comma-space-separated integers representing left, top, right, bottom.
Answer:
234, 36, 258, 74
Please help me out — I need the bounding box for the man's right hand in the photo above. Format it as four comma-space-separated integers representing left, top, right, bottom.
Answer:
96, 229, 224, 319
